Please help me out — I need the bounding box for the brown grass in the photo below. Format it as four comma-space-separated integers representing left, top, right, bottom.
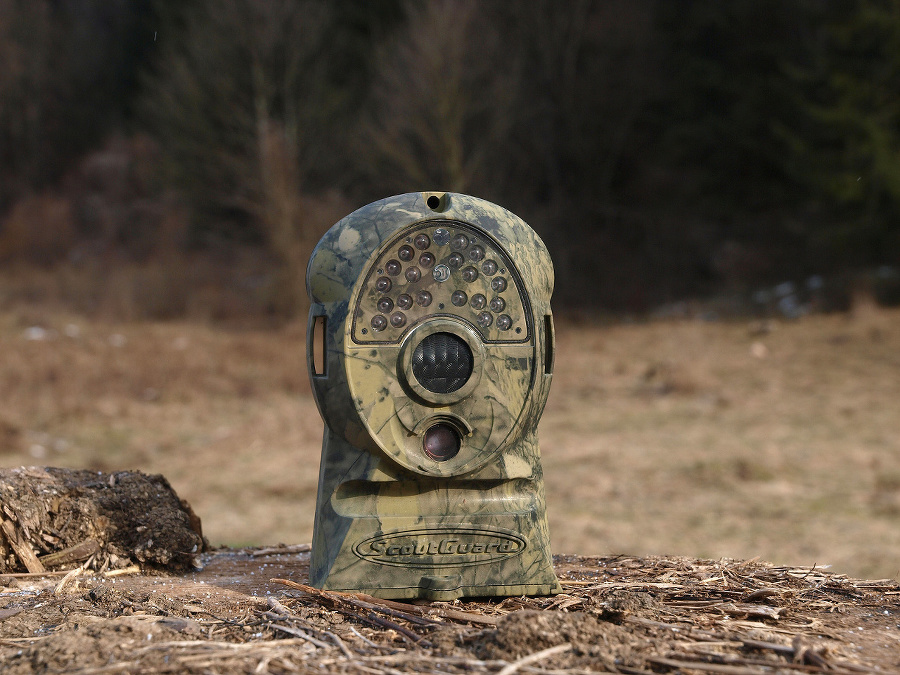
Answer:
1, 305, 899, 580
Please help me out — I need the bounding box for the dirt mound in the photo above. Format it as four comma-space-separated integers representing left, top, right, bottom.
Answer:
474, 609, 637, 671
0, 467, 206, 574
5, 616, 193, 675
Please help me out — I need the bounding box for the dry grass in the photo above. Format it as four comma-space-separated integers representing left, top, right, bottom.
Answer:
1, 305, 899, 580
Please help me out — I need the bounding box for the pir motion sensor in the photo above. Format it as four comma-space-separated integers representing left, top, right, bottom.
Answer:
305, 192, 559, 600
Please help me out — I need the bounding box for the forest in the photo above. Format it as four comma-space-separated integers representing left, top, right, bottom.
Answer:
1, 0, 898, 316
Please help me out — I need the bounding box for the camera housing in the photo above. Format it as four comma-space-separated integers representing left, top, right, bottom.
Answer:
306, 192, 560, 600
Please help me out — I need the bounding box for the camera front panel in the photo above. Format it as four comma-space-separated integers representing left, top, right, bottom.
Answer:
344, 220, 539, 478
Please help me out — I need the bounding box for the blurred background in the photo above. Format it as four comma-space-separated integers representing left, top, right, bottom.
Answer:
2, 0, 900, 579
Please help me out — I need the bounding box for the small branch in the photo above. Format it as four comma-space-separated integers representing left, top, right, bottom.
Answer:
324, 629, 355, 659
271, 579, 496, 626
354, 591, 498, 626
250, 544, 311, 557
648, 656, 779, 674
0, 569, 72, 579
267, 623, 332, 649
103, 565, 141, 578
38, 538, 100, 568
365, 611, 431, 647
54, 562, 88, 595
497, 643, 572, 675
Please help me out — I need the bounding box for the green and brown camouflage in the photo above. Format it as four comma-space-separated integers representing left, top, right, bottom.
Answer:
306, 192, 560, 600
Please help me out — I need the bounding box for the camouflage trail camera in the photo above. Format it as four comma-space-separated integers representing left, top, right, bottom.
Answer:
306, 192, 560, 600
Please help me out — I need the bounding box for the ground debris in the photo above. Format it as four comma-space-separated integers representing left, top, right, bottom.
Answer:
3, 548, 895, 673
0, 466, 207, 575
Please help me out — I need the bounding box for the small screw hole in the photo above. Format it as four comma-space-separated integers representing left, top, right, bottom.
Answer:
426, 195, 441, 210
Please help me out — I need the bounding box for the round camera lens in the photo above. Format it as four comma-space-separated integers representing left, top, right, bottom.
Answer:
412, 332, 473, 394
390, 312, 407, 328
433, 228, 450, 245
416, 290, 432, 307
451, 233, 469, 250
470, 293, 486, 310
371, 315, 387, 331
497, 314, 512, 330
489, 296, 505, 312
491, 276, 507, 293
462, 266, 478, 283
451, 290, 467, 306
385, 260, 402, 276
398, 245, 414, 262
377, 297, 394, 313
396, 293, 413, 310
482, 260, 498, 276
477, 311, 493, 328
447, 253, 464, 268
469, 245, 485, 262
419, 252, 435, 268
405, 266, 421, 283
375, 277, 392, 293
423, 423, 460, 462
414, 233, 430, 250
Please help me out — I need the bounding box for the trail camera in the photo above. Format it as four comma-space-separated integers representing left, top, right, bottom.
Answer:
306, 192, 560, 600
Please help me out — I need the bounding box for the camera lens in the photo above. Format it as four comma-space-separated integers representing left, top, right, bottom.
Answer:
398, 245, 414, 261
423, 423, 460, 462
412, 332, 473, 394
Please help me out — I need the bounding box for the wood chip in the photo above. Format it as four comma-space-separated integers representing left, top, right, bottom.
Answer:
0, 519, 45, 574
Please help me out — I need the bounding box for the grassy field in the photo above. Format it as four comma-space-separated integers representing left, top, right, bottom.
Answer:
2, 303, 899, 580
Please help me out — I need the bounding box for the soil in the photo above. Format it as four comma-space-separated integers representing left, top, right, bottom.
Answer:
2, 547, 898, 674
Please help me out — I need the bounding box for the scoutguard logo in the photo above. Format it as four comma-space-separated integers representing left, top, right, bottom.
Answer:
354, 527, 527, 568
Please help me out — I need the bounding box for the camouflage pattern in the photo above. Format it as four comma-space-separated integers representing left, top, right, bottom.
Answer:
306, 192, 560, 600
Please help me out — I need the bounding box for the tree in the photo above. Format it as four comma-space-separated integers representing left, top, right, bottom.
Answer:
0, 0, 151, 213
783, 0, 900, 266
360, 0, 516, 196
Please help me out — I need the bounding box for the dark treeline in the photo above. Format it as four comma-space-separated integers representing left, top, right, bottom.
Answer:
1, 0, 898, 313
